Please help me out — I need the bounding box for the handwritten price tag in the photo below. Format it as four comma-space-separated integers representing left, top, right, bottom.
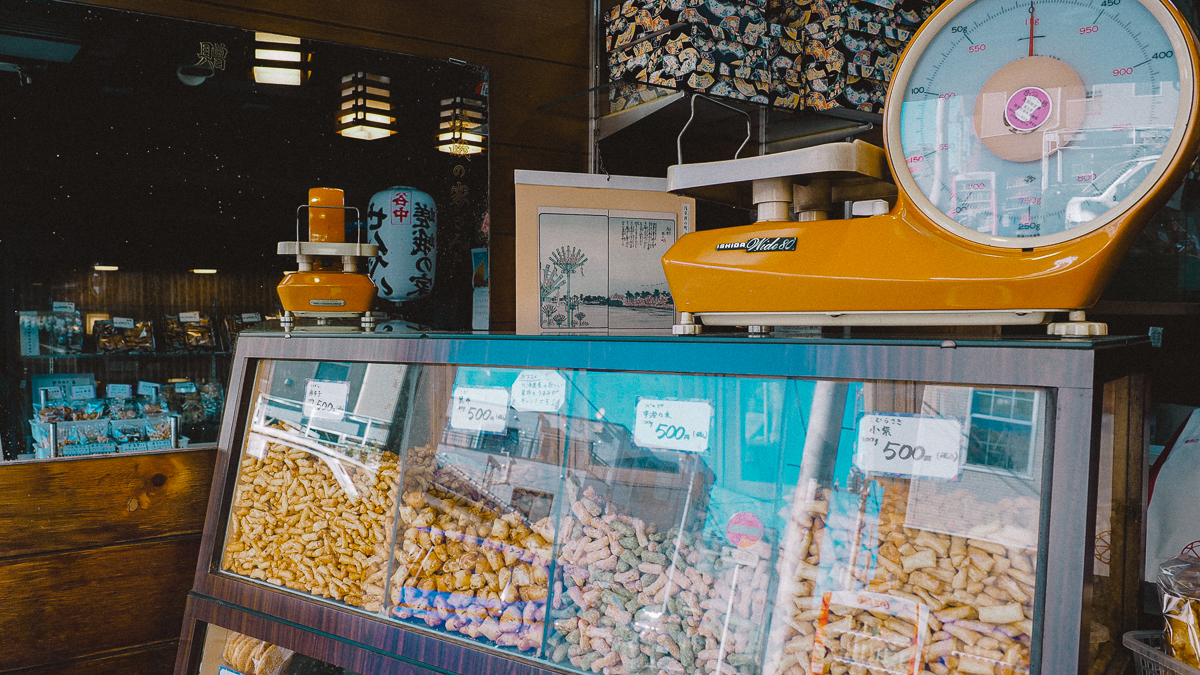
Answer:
179, 311, 201, 323
633, 398, 712, 453
854, 413, 965, 481
107, 384, 133, 398
137, 381, 160, 397
241, 312, 263, 323
70, 385, 96, 400
113, 317, 136, 329
304, 379, 350, 419
511, 370, 566, 412
450, 386, 509, 433
52, 301, 75, 313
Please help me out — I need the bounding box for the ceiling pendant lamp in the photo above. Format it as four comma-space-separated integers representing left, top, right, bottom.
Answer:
437, 96, 486, 155
252, 32, 308, 86
336, 72, 395, 140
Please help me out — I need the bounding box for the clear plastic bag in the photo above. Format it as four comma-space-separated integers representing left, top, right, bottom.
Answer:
1158, 555, 1200, 667
220, 631, 294, 675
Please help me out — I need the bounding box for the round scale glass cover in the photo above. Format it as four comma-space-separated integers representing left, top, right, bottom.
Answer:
890, 0, 1194, 247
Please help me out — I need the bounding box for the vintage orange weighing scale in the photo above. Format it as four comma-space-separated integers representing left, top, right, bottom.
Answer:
661, 0, 1200, 335
277, 188, 378, 332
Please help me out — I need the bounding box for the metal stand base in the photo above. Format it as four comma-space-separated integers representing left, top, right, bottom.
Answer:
280, 311, 377, 333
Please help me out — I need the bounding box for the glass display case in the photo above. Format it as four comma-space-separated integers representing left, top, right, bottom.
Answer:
178, 332, 1150, 675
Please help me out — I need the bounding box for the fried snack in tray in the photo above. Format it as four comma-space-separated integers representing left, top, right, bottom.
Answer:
763, 480, 1036, 675
221, 433, 399, 613
389, 443, 554, 653
545, 484, 771, 675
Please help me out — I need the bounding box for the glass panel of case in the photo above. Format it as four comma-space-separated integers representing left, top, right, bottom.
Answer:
219, 360, 1052, 675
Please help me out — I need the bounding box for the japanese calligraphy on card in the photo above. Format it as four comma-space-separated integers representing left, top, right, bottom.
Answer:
511, 370, 566, 412
450, 386, 509, 433
854, 413, 966, 480
303, 379, 350, 420
633, 398, 712, 453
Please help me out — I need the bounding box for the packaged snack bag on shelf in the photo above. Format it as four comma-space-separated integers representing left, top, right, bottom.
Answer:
1158, 555, 1200, 667
221, 630, 295, 675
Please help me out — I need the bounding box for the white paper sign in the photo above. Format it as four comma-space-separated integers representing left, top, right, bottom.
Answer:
450, 386, 509, 433
113, 317, 136, 329
179, 311, 201, 323
246, 433, 268, 460
70, 385, 96, 400
137, 381, 160, 397
40, 386, 65, 402
107, 384, 133, 398
634, 398, 712, 453
174, 381, 197, 394
511, 370, 566, 412
854, 413, 965, 481
52, 301, 75, 313
304, 380, 350, 419
241, 312, 263, 323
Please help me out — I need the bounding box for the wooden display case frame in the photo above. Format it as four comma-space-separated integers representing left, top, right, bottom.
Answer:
176, 332, 1152, 675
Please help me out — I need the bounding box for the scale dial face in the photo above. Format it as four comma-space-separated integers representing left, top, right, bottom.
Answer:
888, 0, 1195, 247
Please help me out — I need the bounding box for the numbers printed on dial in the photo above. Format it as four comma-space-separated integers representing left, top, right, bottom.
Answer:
450, 386, 509, 433
898, 0, 1184, 240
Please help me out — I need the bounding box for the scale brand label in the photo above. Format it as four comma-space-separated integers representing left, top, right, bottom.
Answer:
310, 299, 346, 306
511, 370, 566, 412
450, 386, 509, 433
716, 237, 797, 252
854, 413, 965, 481
633, 398, 712, 453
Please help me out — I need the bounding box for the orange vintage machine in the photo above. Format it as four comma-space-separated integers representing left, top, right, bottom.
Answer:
661, 0, 1200, 336
277, 187, 378, 331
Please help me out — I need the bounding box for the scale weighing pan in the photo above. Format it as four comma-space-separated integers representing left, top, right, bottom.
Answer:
661, 0, 1200, 332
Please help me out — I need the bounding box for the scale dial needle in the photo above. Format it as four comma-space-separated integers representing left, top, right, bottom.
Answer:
1029, 0, 1036, 56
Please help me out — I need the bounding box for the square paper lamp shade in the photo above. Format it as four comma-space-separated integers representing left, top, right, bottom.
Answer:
253, 32, 308, 86
337, 72, 395, 140
437, 96, 485, 155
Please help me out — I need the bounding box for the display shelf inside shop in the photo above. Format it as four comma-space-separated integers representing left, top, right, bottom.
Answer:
594, 92, 885, 180
18, 351, 233, 360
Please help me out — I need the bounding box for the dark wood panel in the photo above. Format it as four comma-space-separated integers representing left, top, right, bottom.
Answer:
183, 590, 567, 675
0, 449, 216, 559
12, 642, 178, 675
0, 538, 200, 671
79, 0, 591, 67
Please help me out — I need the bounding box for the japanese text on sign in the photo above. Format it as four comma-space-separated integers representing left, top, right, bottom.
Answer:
303, 379, 350, 420
241, 313, 262, 323
137, 381, 160, 397
854, 413, 965, 480
180, 311, 201, 323
616, 218, 675, 251
113, 317, 136, 329
633, 398, 712, 453
107, 384, 133, 398
71, 385, 96, 399
511, 370, 566, 412
450, 386, 509, 433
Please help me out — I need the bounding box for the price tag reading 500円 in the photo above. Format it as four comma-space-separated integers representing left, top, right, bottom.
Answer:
854, 413, 965, 481
634, 398, 712, 453
450, 386, 509, 433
